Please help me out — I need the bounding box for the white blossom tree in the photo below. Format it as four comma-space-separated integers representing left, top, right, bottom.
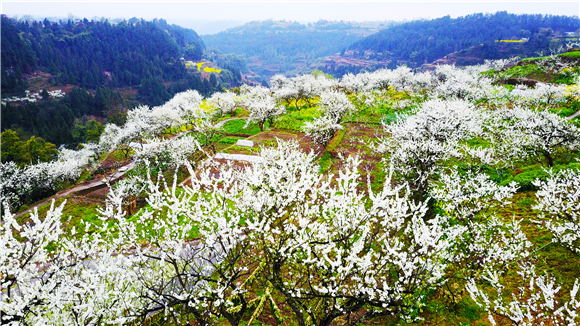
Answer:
533, 169, 580, 253
379, 99, 483, 201
482, 107, 579, 167
242, 86, 285, 131
0, 146, 98, 209
467, 265, 580, 326
207, 91, 238, 116
302, 115, 343, 145
0, 201, 123, 325
133, 135, 202, 168
302, 90, 354, 146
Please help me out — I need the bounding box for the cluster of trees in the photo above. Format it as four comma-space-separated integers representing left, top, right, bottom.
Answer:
0, 130, 57, 166
323, 12, 579, 75
1, 56, 579, 324
1, 87, 122, 144
2, 139, 578, 325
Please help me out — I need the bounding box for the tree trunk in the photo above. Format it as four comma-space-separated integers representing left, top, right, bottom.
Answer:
544, 151, 554, 167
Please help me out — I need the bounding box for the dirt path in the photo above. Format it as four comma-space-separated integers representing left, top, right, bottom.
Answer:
15, 161, 136, 218
566, 110, 580, 120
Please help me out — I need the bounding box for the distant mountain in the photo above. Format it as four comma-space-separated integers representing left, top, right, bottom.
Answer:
321, 12, 579, 75
171, 19, 245, 35
203, 20, 392, 83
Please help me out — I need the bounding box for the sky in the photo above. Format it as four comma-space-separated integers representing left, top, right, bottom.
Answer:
3, 0, 579, 34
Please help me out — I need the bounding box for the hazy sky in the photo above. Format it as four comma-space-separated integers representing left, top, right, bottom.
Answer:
3, 0, 579, 34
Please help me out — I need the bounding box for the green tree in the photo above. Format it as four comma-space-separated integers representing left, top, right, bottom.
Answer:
1, 129, 57, 165
71, 119, 105, 143
1, 129, 24, 163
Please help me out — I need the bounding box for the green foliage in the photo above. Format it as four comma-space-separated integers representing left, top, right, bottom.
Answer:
0, 129, 58, 166
1, 87, 122, 145
71, 119, 105, 143
1, 16, 204, 91
138, 77, 171, 106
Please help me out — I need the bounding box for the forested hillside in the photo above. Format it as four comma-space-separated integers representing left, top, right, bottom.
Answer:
203, 20, 388, 82
1, 17, 206, 92
323, 12, 579, 75
1, 16, 244, 145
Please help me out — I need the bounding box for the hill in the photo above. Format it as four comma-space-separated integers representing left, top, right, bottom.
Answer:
322, 12, 579, 75
1, 17, 207, 92
2, 53, 579, 324
1, 16, 245, 145
202, 20, 390, 82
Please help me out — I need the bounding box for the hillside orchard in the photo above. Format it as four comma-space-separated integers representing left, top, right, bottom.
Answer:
1, 53, 580, 325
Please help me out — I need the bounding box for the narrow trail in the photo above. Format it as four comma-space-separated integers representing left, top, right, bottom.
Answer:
15, 118, 249, 218
15, 162, 136, 219
566, 110, 580, 120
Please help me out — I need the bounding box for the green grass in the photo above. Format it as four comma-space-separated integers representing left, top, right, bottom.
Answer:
23, 197, 102, 235
318, 152, 334, 174
345, 104, 394, 124
521, 51, 580, 62
559, 51, 580, 58
220, 119, 262, 135
493, 64, 544, 80
218, 136, 246, 145
521, 56, 550, 62
549, 106, 576, 118
501, 162, 580, 191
